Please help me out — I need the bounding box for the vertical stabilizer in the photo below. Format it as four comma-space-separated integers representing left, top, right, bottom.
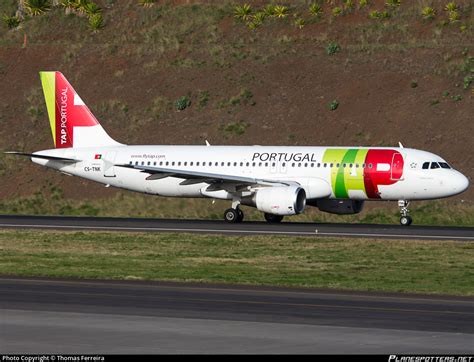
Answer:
39, 71, 122, 148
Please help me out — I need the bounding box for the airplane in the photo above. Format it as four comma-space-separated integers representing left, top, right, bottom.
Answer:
6, 72, 469, 226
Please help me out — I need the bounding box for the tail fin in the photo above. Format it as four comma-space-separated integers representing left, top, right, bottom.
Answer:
39, 71, 122, 148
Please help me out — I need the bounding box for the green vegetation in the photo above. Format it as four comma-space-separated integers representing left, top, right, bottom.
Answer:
25, 0, 50, 16
234, 3, 252, 21
308, 3, 322, 17
0, 230, 472, 295
138, 0, 156, 8
328, 100, 339, 110
174, 96, 191, 111
222, 120, 249, 136
273, 5, 289, 19
88, 13, 103, 32
326, 42, 341, 55
2, 14, 20, 29
421, 7, 435, 21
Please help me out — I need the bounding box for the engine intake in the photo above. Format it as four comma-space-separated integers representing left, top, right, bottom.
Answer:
254, 186, 306, 216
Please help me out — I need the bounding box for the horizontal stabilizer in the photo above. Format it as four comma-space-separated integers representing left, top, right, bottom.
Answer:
4, 151, 79, 163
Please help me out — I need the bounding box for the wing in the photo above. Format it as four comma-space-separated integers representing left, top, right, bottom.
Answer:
115, 163, 296, 188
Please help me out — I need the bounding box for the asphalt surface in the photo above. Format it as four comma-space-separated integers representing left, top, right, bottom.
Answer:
1, 277, 473, 354
0, 214, 473, 240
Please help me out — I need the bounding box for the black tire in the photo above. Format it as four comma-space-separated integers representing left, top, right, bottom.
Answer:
400, 216, 413, 226
224, 208, 239, 223
237, 208, 244, 223
264, 213, 284, 223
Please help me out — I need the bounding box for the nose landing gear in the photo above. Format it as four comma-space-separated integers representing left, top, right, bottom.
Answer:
398, 200, 413, 226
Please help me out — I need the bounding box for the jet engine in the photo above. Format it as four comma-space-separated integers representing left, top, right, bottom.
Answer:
311, 199, 365, 215
253, 186, 306, 216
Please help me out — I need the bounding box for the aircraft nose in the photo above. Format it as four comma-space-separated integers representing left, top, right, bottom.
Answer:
451, 172, 469, 195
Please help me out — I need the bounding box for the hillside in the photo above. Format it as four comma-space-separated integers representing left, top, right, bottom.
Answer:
0, 0, 472, 223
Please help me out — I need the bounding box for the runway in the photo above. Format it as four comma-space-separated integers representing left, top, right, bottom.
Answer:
0, 215, 473, 240
1, 277, 473, 354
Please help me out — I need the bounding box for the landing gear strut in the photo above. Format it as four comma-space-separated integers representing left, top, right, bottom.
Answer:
398, 200, 413, 226
224, 199, 244, 223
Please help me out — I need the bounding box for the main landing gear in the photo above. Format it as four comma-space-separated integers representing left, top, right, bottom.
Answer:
398, 200, 413, 226
224, 199, 244, 223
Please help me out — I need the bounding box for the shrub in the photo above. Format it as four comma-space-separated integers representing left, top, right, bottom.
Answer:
138, 0, 156, 7
358, 0, 369, 9
2, 14, 20, 29
463, 76, 473, 90
273, 5, 289, 19
369, 9, 380, 19
198, 91, 210, 108
328, 100, 339, 111
444, 2, 458, 12
88, 13, 104, 32
294, 18, 305, 29
332, 7, 343, 17
263, 4, 275, 17
385, 0, 401, 7
25, 0, 51, 16
343, 0, 354, 11
411, 81, 418, 88
253, 11, 266, 24
421, 7, 435, 20
451, 94, 462, 102
326, 42, 341, 55
83, 2, 101, 16
448, 11, 460, 23
309, 3, 323, 17
234, 3, 252, 21
175, 96, 191, 111
223, 121, 248, 136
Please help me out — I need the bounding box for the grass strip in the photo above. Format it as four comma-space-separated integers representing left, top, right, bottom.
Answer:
0, 230, 473, 296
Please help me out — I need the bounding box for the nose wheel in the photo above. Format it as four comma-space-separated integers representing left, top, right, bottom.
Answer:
398, 200, 412, 226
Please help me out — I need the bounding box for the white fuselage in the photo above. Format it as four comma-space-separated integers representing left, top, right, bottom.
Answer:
32, 145, 469, 202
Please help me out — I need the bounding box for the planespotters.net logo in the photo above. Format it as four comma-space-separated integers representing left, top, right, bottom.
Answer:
389, 356, 473, 362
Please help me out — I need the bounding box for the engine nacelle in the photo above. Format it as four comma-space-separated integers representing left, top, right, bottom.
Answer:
312, 199, 365, 215
254, 186, 306, 216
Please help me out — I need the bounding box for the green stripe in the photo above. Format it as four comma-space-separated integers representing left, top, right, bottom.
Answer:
334, 149, 358, 198
40, 72, 56, 147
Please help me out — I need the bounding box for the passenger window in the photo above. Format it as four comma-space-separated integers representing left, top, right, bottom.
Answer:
362, 163, 366, 168
431, 162, 440, 169
330, 163, 334, 168
240, 162, 243, 166
246, 162, 249, 167
323, 163, 327, 168
129, 161, 132, 165
265, 162, 268, 167
298, 163, 302, 167
258, 162, 262, 167
252, 162, 256, 167
227, 162, 231, 166
272, 162, 276, 167
336, 163, 340, 168
221, 162, 224, 166
368, 163, 373, 169
197, 162, 200, 166
184, 162, 187, 166
304, 163, 308, 167
215, 162, 218, 166
422, 162, 430, 169
172, 162, 175, 166
282, 163, 286, 167
234, 162, 237, 166
292, 163, 295, 167
178, 162, 181, 166
190, 162, 193, 166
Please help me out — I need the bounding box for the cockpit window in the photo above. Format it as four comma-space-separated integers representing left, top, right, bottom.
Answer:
430, 162, 440, 169
439, 162, 451, 169
422, 162, 430, 169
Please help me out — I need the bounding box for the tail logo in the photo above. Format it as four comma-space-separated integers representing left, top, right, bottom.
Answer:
60, 87, 68, 145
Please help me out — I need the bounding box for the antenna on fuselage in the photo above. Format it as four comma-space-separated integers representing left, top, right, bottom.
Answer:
398, 142, 404, 148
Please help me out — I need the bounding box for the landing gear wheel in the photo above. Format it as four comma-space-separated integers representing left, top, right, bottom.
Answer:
400, 216, 413, 226
264, 213, 284, 223
398, 200, 412, 226
224, 209, 244, 224
237, 208, 244, 223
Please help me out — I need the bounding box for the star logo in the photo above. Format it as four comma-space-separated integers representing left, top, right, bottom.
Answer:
410, 162, 417, 168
